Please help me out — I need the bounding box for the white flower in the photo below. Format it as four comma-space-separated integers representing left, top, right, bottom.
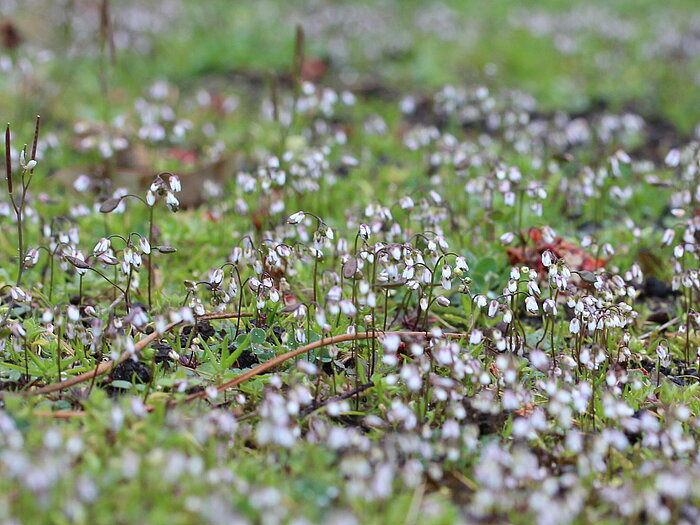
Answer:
339, 300, 357, 317
527, 281, 541, 297
288, 211, 305, 224
169, 175, 182, 192
381, 334, 401, 353
205, 386, 218, 400
165, 192, 179, 212
10, 286, 26, 301
661, 228, 675, 246
655, 344, 668, 361
569, 318, 581, 334
327, 285, 342, 302
74, 174, 91, 192
359, 224, 371, 240
455, 256, 469, 272
94, 237, 110, 255
541, 250, 554, 267
435, 296, 450, 307
503, 310, 513, 324
500, 232, 515, 245
67, 305, 80, 322
664, 148, 680, 167
525, 296, 539, 314
441, 265, 452, 280
543, 298, 558, 316
469, 330, 483, 345
210, 268, 224, 287
138, 237, 151, 254
399, 196, 414, 210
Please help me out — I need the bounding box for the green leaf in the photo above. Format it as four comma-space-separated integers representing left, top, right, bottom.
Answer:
110, 380, 133, 390
250, 328, 266, 344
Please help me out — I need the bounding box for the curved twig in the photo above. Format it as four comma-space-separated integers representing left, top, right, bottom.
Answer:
23, 311, 252, 397
184, 330, 469, 403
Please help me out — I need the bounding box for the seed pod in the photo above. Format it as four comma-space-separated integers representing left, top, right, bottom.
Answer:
65, 255, 92, 270
99, 197, 122, 213
342, 256, 357, 279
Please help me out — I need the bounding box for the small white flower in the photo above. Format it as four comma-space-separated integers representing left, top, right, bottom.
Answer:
441, 265, 452, 280
359, 224, 371, 240
67, 305, 80, 322
664, 148, 680, 167
399, 196, 414, 210
569, 318, 581, 334
169, 175, 182, 192
138, 237, 151, 254
94, 237, 110, 255
288, 211, 305, 224
10, 286, 26, 301
165, 192, 179, 212
500, 232, 515, 245
210, 268, 224, 287
503, 310, 513, 324
455, 256, 469, 272
525, 296, 539, 314
661, 228, 675, 246
527, 281, 541, 297
74, 174, 91, 192
543, 298, 558, 316
656, 344, 668, 361
541, 250, 554, 267
339, 299, 357, 317
469, 330, 483, 345
435, 296, 450, 307
382, 334, 401, 353
205, 386, 218, 400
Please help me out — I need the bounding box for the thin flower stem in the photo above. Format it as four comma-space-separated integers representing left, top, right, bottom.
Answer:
148, 204, 154, 310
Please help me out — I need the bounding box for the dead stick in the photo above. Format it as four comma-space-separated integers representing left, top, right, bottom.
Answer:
23, 311, 251, 397
185, 330, 469, 403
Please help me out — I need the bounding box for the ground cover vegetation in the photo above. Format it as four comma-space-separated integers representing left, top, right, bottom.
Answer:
2, 0, 700, 523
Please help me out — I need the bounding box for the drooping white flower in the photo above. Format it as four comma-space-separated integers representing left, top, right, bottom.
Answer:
569, 318, 581, 334
288, 211, 305, 224
525, 296, 539, 314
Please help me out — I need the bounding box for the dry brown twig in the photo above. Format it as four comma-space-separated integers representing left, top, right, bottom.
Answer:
22, 311, 252, 397
184, 330, 469, 403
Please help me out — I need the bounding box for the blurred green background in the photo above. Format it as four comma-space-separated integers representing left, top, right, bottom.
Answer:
2, 0, 700, 133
